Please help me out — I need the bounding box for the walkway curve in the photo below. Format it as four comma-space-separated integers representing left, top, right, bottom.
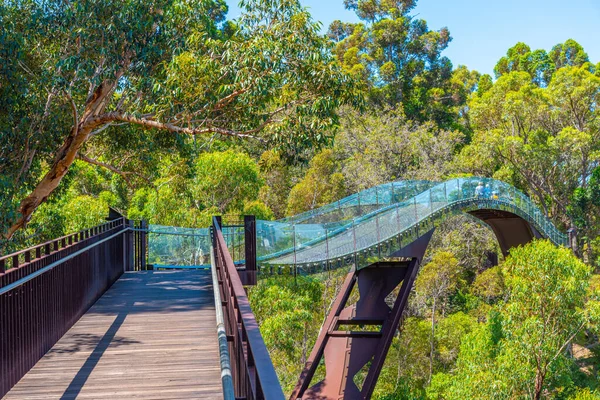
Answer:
146, 177, 568, 271
255, 177, 568, 270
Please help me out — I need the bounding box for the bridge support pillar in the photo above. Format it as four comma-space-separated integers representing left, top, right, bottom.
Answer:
291, 258, 420, 400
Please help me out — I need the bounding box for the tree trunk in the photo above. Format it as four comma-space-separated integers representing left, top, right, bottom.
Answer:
4, 82, 116, 239
301, 321, 308, 365
534, 369, 544, 400
429, 297, 436, 384
585, 236, 593, 265
568, 225, 581, 258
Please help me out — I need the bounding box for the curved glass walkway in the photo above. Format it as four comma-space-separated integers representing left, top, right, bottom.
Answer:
147, 177, 568, 272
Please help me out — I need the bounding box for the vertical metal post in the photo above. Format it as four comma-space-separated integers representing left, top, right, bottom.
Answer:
429, 189, 434, 213
414, 196, 419, 238
127, 219, 134, 271
325, 227, 330, 277
292, 223, 298, 281
140, 220, 147, 271
395, 205, 402, 249
244, 216, 257, 286
324, 226, 330, 262
352, 219, 358, 268
375, 214, 381, 259
413, 196, 418, 223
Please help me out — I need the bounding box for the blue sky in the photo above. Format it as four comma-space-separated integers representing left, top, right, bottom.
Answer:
225, 0, 600, 76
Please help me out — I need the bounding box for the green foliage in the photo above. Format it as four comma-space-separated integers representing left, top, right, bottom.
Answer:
494, 40, 590, 86
286, 149, 346, 215
569, 389, 600, 400
258, 150, 293, 218
243, 200, 274, 221
2, 2, 600, 398
126, 151, 267, 226
248, 275, 324, 393
435, 312, 477, 368
459, 64, 600, 257
494, 42, 555, 86
472, 266, 505, 303
193, 150, 263, 213
334, 109, 464, 192
435, 240, 595, 399
1, 0, 361, 239
329, 0, 468, 130
415, 251, 463, 312
550, 40, 590, 70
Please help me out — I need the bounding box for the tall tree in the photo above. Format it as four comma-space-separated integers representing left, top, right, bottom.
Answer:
334, 108, 464, 193
494, 42, 555, 86
285, 149, 345, 216
414, 251, 463, 383
0, 0, 358, 240
430, 240, 597, 400
459, 66, 600, 256
549, 39, 590, 70
494, 40, 590, 87
329, 0, 457, 127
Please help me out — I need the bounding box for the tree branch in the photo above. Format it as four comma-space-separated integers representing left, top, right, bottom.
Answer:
77, 154, 153, 187
97, 112, 268, 142
65, 91, 79, 137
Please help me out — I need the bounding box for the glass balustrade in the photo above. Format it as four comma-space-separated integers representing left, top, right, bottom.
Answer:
147, 178, 568, 270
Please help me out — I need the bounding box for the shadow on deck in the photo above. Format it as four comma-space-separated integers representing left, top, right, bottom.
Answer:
5, 270, 223, 400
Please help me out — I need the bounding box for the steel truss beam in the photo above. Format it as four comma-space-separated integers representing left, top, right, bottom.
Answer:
291, 257, 420, 400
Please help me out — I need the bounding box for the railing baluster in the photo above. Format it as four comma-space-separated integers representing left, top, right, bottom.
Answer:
0, 219, 136, 398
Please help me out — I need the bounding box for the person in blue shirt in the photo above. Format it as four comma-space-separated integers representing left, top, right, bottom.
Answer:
475, 182, 484, 198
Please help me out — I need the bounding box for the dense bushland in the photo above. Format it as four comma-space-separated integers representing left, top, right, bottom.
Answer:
1, 0, 599, 397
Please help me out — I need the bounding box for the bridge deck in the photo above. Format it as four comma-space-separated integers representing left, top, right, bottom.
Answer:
5, 270, 223, 400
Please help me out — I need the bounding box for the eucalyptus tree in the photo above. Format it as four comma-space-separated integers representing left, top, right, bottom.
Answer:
0, 0, 358, 240
328, 0, 459, 128
493, 40, 590, 87
430, 241, 596, 400
459, 65, 600, 258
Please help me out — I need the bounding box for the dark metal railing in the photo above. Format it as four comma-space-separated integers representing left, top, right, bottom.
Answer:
212, 217, 284, 400
128, 220, 148, 271
0, 217, 146, 397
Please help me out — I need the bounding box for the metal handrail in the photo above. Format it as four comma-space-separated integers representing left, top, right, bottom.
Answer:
212, 217, 284, 400
210, 246, 235, 400
257, 177, 569, 268
0, 217, 126, 264
0, 226, 130, 296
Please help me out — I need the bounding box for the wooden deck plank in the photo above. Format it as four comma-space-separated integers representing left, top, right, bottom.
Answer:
4, 270, 223, 400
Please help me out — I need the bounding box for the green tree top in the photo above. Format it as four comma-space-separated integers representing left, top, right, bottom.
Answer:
1, 0, 360, 240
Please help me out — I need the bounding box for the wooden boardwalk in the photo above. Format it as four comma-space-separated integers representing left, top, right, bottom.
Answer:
5, 270, 223, 400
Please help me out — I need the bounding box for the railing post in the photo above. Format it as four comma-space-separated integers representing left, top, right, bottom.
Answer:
293, 224, 298, 280
126, 218, 134, 272
244, 216, 257, 286
140, 220, 148, 271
